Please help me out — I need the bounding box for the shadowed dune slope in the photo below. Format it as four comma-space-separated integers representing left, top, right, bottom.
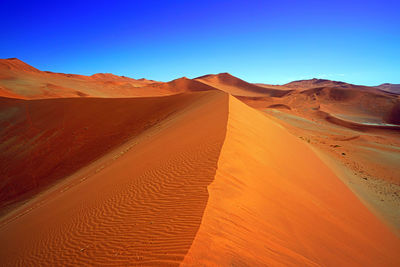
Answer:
0, 90, 228, 266
0, 92, 219, 213
182, 95, 400, 266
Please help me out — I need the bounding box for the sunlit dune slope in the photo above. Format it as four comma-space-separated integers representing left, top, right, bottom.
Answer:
0, 90, 228, 266
0, 92, 217, 213
182, 95, 400, 266
0, 58, 40, 73
195, 73, 292, 97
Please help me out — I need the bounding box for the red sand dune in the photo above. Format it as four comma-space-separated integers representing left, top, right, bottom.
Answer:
316, 110, 400, 133
183, 96, 400, 266
195, 72, 292, 97
0, 90, 228, 266
375, 83, 400, 94
0, 58, 167, 99
0, 58, 224, 99
241, 83, 400, 126
0, 60, 400, 266
283, 78, 355, 90
0, 92, 213, 213
141, 77, 218, 94
0, 58, 40, 73
301, 86, 400, 124
254, 83, 293, 91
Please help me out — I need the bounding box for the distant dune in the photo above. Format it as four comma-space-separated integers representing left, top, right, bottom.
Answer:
375, 83, 400, 94
0, 59, 399, 266
0, 58, 165, 99
195, 72, 292, 97
284, 78, 351, 89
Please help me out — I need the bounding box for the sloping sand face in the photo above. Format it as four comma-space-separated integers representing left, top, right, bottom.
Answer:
182, 96, 400, 266
0, 93, 219, 213
0, 91, 228, 266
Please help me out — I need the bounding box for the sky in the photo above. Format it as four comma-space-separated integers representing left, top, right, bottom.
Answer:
1, 0, 399, 85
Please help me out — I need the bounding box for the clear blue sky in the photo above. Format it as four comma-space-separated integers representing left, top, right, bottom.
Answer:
1, 0, 399, 85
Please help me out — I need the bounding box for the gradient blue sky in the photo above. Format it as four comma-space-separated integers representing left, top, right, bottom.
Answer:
1, 0, 399, 85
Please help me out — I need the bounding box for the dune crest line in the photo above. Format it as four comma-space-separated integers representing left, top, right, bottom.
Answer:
182, 95, 400, 266
0, 91, 229, 266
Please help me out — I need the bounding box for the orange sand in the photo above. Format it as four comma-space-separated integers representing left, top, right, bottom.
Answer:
195, 73, 291, 97
0, 91, 228, 266
183, 96, 400, 266
0, 93, 216, 212
1, 59, 400, 266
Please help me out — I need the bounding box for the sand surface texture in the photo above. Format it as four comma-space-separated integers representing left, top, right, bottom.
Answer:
1, 59, 399, 266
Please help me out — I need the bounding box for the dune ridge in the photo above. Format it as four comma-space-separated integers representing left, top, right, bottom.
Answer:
1, 59, 400, 266
0, 90, 229, 266
182, 95, 400, 266
195, 73, 292, 97
375, 83, 400, 94
0, 58, 168, 99
0, 58, 40, 73
0, 93, 216, 213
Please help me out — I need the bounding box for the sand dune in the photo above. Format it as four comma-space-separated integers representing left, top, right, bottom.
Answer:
0, 93, 214, 213
141, 77, 218, 94
317, 110, 400, 133
0, 58, 167, 99
0, 90, 228, 266
254, 83, 293, 91
285, 78, 349, 88
376, 83, 400, 94
261, 101, 400, 233
0, 58, 40, 73
183, 96, 400, 266
1, 60, 400, 266
195, 73, 292, 97
0, 58, 224, 99
1, 93, 399, 266
303, 86, 400, 127
241, 84, 400, 127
